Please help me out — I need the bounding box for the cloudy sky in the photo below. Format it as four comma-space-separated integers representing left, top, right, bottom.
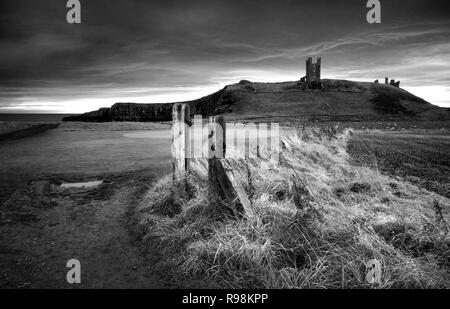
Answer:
1, 0, 449, 113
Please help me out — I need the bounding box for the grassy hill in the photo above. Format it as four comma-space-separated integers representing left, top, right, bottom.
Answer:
64, 79, 449, 122
214, 79, 449, 122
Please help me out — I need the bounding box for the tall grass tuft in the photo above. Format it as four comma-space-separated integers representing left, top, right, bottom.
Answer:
136, 127, 450, 288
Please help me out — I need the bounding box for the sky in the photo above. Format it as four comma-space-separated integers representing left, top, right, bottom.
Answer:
0, 0, 449, 113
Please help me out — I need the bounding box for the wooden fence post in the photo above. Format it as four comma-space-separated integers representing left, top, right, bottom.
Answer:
208, 115, 225, 198
172, 103, 191, 183
208, 116, 251, 217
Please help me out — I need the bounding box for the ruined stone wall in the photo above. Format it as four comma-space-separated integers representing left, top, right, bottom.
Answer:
389, 79, 400, 88
373, 78, 400, 88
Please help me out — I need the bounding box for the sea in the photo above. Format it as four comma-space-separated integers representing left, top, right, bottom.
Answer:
0, 114, 78, 122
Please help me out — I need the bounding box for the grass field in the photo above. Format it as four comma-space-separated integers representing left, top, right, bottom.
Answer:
58, 121, 171, 131
0, 127, 172, 203
348, 131, 450, 198
137, 126, 450, 288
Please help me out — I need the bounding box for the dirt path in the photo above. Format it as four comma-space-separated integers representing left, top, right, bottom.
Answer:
0, 173, 172, 288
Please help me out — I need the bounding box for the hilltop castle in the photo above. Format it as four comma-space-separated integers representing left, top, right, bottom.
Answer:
374, 77, 400, 88
300, 57, 322, 89
299, 57, 401, 89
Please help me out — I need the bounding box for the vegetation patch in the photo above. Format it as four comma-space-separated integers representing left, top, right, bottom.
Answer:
347, 131, 450, 198
136, 128, 450, 288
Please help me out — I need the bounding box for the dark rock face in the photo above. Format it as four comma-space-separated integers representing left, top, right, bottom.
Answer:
110, 103, 174, 121
63, 103, 174, 122
63, 104, 173, 122
63, 88, 231, 122
63, 107, 111, 122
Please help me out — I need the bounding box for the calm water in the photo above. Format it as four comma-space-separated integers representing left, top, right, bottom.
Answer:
0, 114, 78, 122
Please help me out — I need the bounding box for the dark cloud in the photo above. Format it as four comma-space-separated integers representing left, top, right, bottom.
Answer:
1, 0, 450, 112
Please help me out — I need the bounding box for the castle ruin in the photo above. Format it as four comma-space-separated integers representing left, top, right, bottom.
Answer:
300, 57, 321, 89
374, 77, 400, 88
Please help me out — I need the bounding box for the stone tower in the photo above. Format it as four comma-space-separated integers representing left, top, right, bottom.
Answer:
305, 57, 321, 88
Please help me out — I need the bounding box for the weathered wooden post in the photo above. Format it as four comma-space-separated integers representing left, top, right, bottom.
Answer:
208, 115, 225, 198
171, 103, 191, 183
267, 122, 280, 163
257, 123, 268, 158
208, 116, 251, 217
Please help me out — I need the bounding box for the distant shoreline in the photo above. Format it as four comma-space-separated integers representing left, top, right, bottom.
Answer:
0, 114, 79, 122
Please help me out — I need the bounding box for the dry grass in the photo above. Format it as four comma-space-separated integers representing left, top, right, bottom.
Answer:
136, 127, 450, 288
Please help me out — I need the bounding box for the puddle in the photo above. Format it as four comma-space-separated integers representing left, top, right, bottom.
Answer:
60, 180, 103, 189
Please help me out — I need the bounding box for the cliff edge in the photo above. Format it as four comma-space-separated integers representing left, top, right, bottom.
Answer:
63, 79, 449, 122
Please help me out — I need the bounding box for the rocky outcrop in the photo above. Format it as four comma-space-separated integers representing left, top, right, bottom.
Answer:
63, 79, 449, 122
63, 88, 231, 122
110, 103, 174, 121
63, 107, 111, 122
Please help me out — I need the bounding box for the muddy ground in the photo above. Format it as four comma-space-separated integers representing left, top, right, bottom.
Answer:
1, 171, 178, 288
0, 125, 208, 288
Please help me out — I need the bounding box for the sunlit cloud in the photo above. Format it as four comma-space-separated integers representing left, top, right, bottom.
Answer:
404, 86, 450, 108
0, 86, 224, 113
0, 0, 449, 113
